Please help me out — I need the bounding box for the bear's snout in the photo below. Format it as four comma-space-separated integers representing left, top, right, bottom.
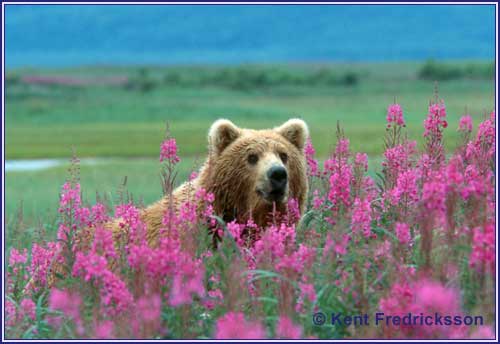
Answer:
266, 165, 288, 201
268, 165, 287, 188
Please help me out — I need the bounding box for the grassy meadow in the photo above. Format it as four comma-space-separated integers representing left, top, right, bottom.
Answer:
5, 61, 495, 247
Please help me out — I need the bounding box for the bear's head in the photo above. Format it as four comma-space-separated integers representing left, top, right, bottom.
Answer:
204, 118, 309, 228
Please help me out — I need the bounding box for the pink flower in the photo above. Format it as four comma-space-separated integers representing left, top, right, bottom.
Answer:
276, 316, 302, 339
136, 294, 162, 322
205, 288, 224, 310
73, 251, 133, 316
215, 312, 266, 339
336, 138, 350, 156
382, 140, 417, 193
321, 232, 335, 262
7, 298, 37, 326
355, 152, 368, 172
91, 203, 109, 224
424, 100, 447, 137
286, 198, 301, 224
20, 299, 36, 321
465, 113, 496, 171
395, 222, 411, 244
226, 220, 245, 247
327, 160, 353, 209
374, 240, 391, 260
470, 222, 495, 275
458, 115, 473, 132
27, 242, 62, 291
9, 248, 28, 266
75, 206, 91, 228
73, 251, 108, 282
296, 279, 317, 313
177, 199, 199, 228
57, 223, 71, 243
445, 155, 464, 187
276, 243, 316, 274
128, 242, 158, 275
386, 103, 405, 126
312, 189, 325, 210
48, 289, 82, 329
94, 320, 115, 339
5, 300, 17, 327
59, 182, 82, 213
189, 171, 199, 181
414, 280, 461, 315
99, 272, 133, 316
351, 197, 372, 238
476, 115, 495, 149
461, 165, 487, 200
334, 234, 350, 255
465, 114, 496, 164
169, 258, 205, 307
160, 138, 180, 164
421, 172, 446, 225
304, 138, 319, 177
470, 326, 495, 339
195, 187, 215, 203
115, 203, 146, 244
91, 226, 117, 260
379, 278, 466, 338
389, 169, 419, 206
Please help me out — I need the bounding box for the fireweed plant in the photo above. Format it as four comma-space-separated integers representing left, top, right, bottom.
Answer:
5, 97, 496, 339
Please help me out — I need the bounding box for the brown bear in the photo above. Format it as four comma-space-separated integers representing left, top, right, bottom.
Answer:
28, 119, 310, 290
139, 118, 310, 245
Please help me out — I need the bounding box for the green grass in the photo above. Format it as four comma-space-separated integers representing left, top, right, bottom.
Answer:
6, 81, 494, 158
6, 63, 495, 159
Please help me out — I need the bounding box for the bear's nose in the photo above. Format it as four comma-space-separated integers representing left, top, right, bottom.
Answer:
268, 165, 287, 189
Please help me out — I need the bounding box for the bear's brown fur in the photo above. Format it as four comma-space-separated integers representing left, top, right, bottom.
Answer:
135, 118, 310, 246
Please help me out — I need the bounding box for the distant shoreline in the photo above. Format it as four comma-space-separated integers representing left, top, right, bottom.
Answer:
5, 55, 495, 70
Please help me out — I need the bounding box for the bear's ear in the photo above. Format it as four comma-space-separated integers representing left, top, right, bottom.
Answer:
275, 118, 309, 150
208, 119, 241, 155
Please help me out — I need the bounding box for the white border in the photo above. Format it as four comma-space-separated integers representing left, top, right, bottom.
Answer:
1, 2, 498, 343
0, 1, 498, 4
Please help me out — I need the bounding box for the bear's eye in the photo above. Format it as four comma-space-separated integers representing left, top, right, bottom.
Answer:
247, 154, 259, 165
279, 152, 288, 164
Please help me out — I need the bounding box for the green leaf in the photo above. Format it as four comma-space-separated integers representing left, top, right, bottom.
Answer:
35, 291, 47, 320
243, 269, 299, 289
311, 283, 331, 310
252, 296, 278, 304
372, 226, 398, 242
21, 325, 38, 339
298, 209, 316, 230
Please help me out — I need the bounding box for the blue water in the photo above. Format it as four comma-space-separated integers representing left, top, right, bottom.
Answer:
5, 4, 496, 68
5, 158, 111, 172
